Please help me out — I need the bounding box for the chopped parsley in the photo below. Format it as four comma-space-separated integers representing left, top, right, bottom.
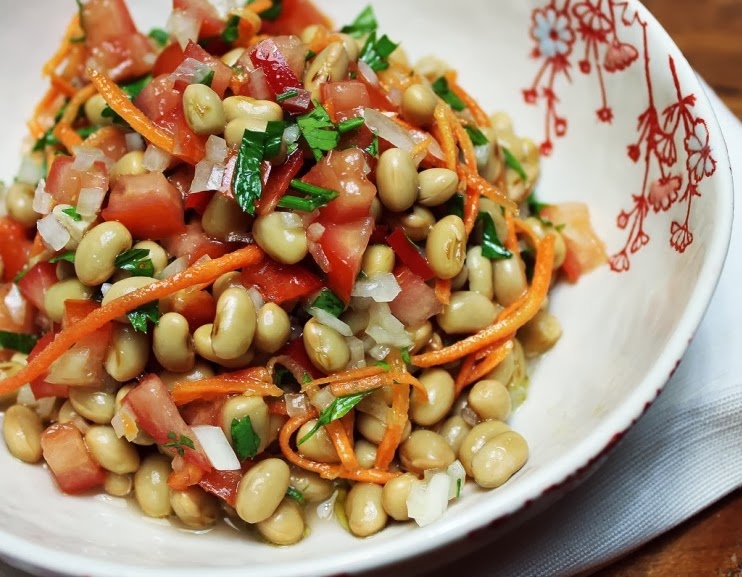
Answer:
0, 330, 38, 354
359, 32, 399, 72
432, 77, 465, 111
164, 432, 195, 457
298, 390, 376, 445
199, 70, 215, 87
233, 128, 268, 215
456, 478, 462, 498
400, 347, 412, 365
526, 191, 550, 217
276, 89, 299, 103
61, 206, 82, 222
286, 486, 306, 505
264, 120, 287, 159
337, 117, 365, 134
479, 212, 512, 260
364, 134, 379, 157
447, 193, 465, 219
32, 128, 60, 152
127, 301, 160, 333
76, 125, 99, 139
49, 250, 76, 264
231, 416, 260, 460
465, 125, 489, 147
277, 179, 339, 212
254, 0, 282, 20
297, 102, 340, 162
310, 288, 345, 317
375, 360, 390, 371
148, 28, 170, 48
340, 5, 378, 38
115, 248, 155, 277
222, 15, 240, 43
305, 50, 316, 61
502, 146, 528, 182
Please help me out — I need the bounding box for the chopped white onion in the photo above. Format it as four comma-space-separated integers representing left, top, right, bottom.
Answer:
205, 135, 228, 164
72, 146, 108, 171
311, 387, 335, 412
368, 343, 391, 361
37, 214, 71, 251
363, 108, 416, 153
159, 256, 189, 279
388, 87, 403, 107
190, 160, 225, 193
33, 179, 52, 215
167, 9, 200, 49
247, 287, 264, 311
365, 302, 413, 348
285, 393, 311, 419
125, 132, 145, 152
112, 406, 140, 442
306, 222, 325, 241
474, 144, 490, 169
191, 426, 241, 471
316, 489, 339, 521
351, 273, 401, 302
309, 307, 353, 337
307, 223, 330, 272
16, 384, 37, 406
17, 155, 45, 185
357, 60, 379, 86
446, 460, 466, 499
426, 137, 445, 161
4, 284, 28, 327
171, 57, 213, 86
406, 472, 450, 527
346, 336, 366, 369
100, 282, 113, 297
225, 231, 253, 244
143, 145, 172, 172
76, 187, 106, 217
282, 124, 301, 150
35, 397, 58, 421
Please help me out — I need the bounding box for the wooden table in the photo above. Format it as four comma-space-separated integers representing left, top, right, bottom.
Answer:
593, 1, 742, 575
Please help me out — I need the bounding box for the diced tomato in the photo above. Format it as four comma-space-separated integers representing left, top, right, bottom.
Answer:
17, 262, 57, 313
135, 74, 181, 122
351, 63, 398, 113
168, 457, 204, 490
83, 126, 129, 162
41, 423, 106, 494
303, 148, 376, 223
540, 202, 607, 280
103, 172, 186, 240
321, 81, 370, 123
28, 333, 69, 399
241, 258, 323, 304
81, 0, 136, 44
153, 42, 185, 77
174, 0, 226, 38
259, 0, 332, 36
123, 374, 211, 471
256, 150, 304, 216
313, 218, 374, 302
279, 337, 324, 379
389, 266, 442, 328
45, 156, 109, 206
199, 469, 243, 506
386, 227, 435, 281
249, 38, 303, 97
163, 222, 229, 264
184, 191, 213, 214
169, 164, 197, 198
181, 398, 225, 427
162, 289, 216, 332
0, 218, 31, 282
0, 284, 34, 334
182, 41, 232, 98
164, 105, 208, 165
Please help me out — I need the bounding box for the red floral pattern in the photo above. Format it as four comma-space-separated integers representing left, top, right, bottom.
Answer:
524, 0, 717, 271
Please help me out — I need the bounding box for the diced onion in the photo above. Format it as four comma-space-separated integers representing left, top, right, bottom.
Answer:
474, 144, 490, 169
112, 406, 140, 442
45, 349, 95, 385
311, 387, 335, 412
171, 57, 212, 85
316, 489, 339, 521
247, 287, 264, 310
357, 60, 379, 86
17, 155, 45, 185
33, 179, 52, 215
159, 256, 189, 279
4, 284, 28, 327
446, 460, 466, 499
365, 302, 413, 348
190, 160, 225, 193
346, 336, 366, 369
282, 124, 301, 150
35, 397, 57, 421
388, 87, 403, 107
368, 343, 390, 361
72, 146, 108, 171
76, 187, 106, 217
37, 214, 71, 251
351, 273, 401, 302
205, 135, 228, 164
16, 384, 36, 406
100, 283, 113, 297
309, 307, 353, 337
363, 108, 416, 153
285, 393, 311, 419
406, 472, 450, 527
125, 132, 145, 152
191, 425, 241, 471
167, 9, 200, 49
143, 145, 172, 172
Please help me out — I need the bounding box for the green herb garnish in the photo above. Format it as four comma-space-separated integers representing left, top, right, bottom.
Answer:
76, 125, 99, 139
375, 360, 390, 371
148, 28, 170, 47
359, 32, 398, 72
310, 288, 345, 317
305, 50, 316, 61
254, 0, 282, 20
297, 102, 339, 161
298, 390, 376, 445
115, 248, 155, 277
277, 179, 339, 212
61, 207, 82, 222
286, 486, 306, 505
337, 117, 365, 134
456, 478, 462, 498
447, 193, 465, 219
432, 77, 465, 111
364, 134, 379, 157
465, 125, 489, 146
101, 75, 153, 125
199, 70, 215, 87
222, 15, 240, 43
233, 129, 268, 215
526, 191, 550, 216
400, 347, 412, 365
276, 89, 299, 103
32, 129, 60, 152
49, 250, 76, 264
502, 146, 528, 182
127, 301, 160, 333
164, 431, 195, 457
264, 120, 287, 159
479, 212, 512, 260
341, 6, 378, 38
0, 330, 38, 354
231, 416, 261, 460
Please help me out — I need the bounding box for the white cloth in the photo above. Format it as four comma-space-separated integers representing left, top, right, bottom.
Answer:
1, 91, 740, 577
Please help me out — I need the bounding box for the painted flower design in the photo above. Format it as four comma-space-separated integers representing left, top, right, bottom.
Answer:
604, 40, 639, 72
684, 119, 716, 183
648, 175, 682, 212
531, 7, 575, 58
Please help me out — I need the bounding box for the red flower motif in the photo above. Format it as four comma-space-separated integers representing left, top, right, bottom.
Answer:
572, 2, 613, 35
540, 140, 554, 156
627, 144, 641, 162
617, 210, 630, 229
684, 119, 717, 183
609, 252, 630, 272
555, 117, 568, 137
630, 231, 650, 253
604, 40, 639, 72
579, 59, 591, 74
648, 175, 682, 213
596, 106, 613, 123
656, 132, 678, 166
522, 88, 538, 104
670, 221, 694, 253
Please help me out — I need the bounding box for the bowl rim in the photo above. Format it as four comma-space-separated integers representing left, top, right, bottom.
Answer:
0, 1, 735, 575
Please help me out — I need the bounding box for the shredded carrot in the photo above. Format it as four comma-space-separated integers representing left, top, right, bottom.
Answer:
374, 351, 409, 470
454, 352, 477, 392
412, 234, 555, 367
246, 0, 273, 13
53, 123, 83, 152
432, 103, 458, 171
51, 84, 96, 152
81, 125, 122, 149
435, 278, 452, 305
171, 367, 283, 405
462, 176, 481, 235
451, 110, 478, 171
235, 9, 262, 47
325, 421, 360, 471
444, 71, 492, 128
458, 165, 518, 214
268, 399, 288, 416
455, 338, 514, 395
409, 135, 432, 160
0, 246, 264, 395
504, 210, 521, 258
42, 15, 80, 76
87, 68, 176, 154
302, 366, 387, 389
514, 217, 543, 248
50, 74, 77, 98
27, 120, 45, 140
328, 371, 428, 400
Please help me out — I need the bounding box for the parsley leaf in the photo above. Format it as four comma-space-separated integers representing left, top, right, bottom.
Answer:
76, 125, 99, 139
233, 129, 268, 215
297, 102, 339, 161
264, 120, 287, 159
359, 32, 398, 72
337, 117, 365, 134
127, 301, 160, 333
115, 248, 154, 277
0, 330, 38, 354
526, 191, 550, 216
32, 128, 60, 152
231, 416, 261, 460
375, 360, 390, 371
148, 28, 170, 48
254, 0, 282, 20
447, 193, 465, 219
49, 250, 75, 264
286, 486, 306, 505
277, 179, 338, 211
364, 134, 379, 157
400, 347, 412, 365
478, 212, 512, 260
465, 125, 489, 147
340, 5, 378, 38
310, 288, 345, 317
298, 390, 376, 445
432, 77, 465, 111
456, 478, 462, 498
164, 431, 195, 458
222, 15, 240, 43
276, 89, 299, 103
199, 70, 215, 87
502, 146, 528, 182
61, 207, 82, 222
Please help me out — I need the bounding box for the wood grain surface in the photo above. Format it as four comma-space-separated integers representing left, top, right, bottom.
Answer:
591, 0, 741, 574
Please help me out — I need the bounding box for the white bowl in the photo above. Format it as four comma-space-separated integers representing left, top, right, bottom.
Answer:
0, 1, 733, 576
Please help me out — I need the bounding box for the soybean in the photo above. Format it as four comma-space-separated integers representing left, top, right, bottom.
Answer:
193, 323, 254, 368
381, 472, 418, 521
105, 323, 150, 382
437, 291, 498, 334
361, 245, 395, 277
170, 487, 219, 529
132, 241, 168, 277
254, 303, 291, 354
84, 425, 140, 475
75, 222, 133, 286
289, 467, 335, 503
401, 84, 438, 127
466, 246, 494, 300
458, 420, 510, 477
297, 419, 340, 463
417, 168, 459, 207
235, 458, 291, 524
2, 404, 43, 463
43, 279, 93, 323
183, 84, 226, 136
6, 182, 38, 228
387, 205, 435, 242
104, 473, 133, 497
304, 42, 349, 99
399, 430, 455, 476
221, 395, 270, 454
134, 454, 173, 518
153, 312, 195, 372
211, 287, 256, 360
471, 431, 529, 488
303, 318, 350, 373
253, 212, 308, 265
467, 379, 512, 422
257, 498, 305, 545
69, 388, 116, 425
345, 482, 387, 537
438, 415, 472, 454
222, 96, 283, 125
409, 368, 455, 426
110, 151, 146, 179
202, 194, 251, 242
493, 257, 527, 307
519, 309, 562, 357
426, 215, 466, 279
376, 148, 419, 213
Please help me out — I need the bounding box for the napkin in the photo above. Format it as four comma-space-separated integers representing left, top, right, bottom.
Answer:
1, 91, 740, 577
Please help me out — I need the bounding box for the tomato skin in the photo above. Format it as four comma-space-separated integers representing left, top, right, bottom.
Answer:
249, 38, 303, 97
46, 156, 109, 206
103, 173, 186, 240
386, 227, 435, 281
314, 218, 374, 302
389, 266, 442, 328
41, 423, 107, 494
241, 259, 323, 305
278, 337, 324, 379
29, 333, 69, 399
83, 126, 129, 162
321, 81, 370, 124
256, 150, 304, 216
17, 262, 57, 313
135, 74, 181, 122
0, 218, 31, 282
174, 0, 226, 38
163, 222, 229, 265
199, 469, 243, 506
182, 41, 232, 98
162, 289, 216, 332
153, 43, 185, 77
259, 0, 332, 36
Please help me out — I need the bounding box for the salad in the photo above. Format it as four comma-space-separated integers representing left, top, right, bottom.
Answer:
0, 0, 606, 544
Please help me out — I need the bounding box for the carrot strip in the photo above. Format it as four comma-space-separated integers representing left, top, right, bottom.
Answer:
50, 75, 77, 98
52, 84, 96, 150
459, 165, 518, 214
53, 123, 83, 151
268, 399, 289, 416
325, 421, 360, 471
451, 110, 478, 171
87, 68, 176, 154
373, 350, 409, 470
454, 353, 477, 393
0, 246, 264, 395
409, 135, 432, 160
412, 234, 555, 367
246, 0, 272, 13
171, 367, 283, 405
462, 173, 481, 235
433, 103, 457, 171
514, 217, 543, 248
27, 120, 45, 140
328, 371, 428, 400
444, 71, 491, 128
456, 338, 514, 395
435, 278, 452, 305
302, 366, 386, 389
42, 15, 80, 76
504, 210, 521, 259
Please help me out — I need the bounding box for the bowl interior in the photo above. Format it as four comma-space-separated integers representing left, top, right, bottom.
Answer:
0, 1, 733, 576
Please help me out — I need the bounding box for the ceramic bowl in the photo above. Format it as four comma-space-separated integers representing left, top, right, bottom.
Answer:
0, 1, 733, 576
